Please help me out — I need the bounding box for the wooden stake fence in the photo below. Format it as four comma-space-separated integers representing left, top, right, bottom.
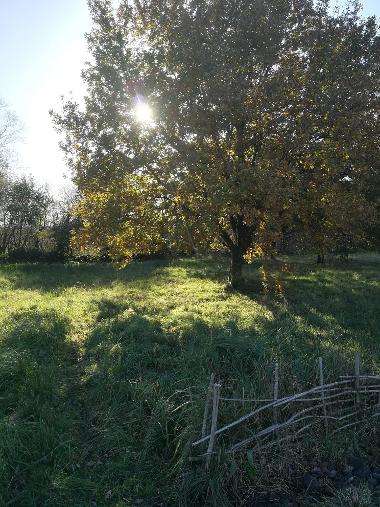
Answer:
193, 354, 380, 465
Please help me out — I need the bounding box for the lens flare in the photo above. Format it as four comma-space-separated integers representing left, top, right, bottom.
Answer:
133, 101, 154, 125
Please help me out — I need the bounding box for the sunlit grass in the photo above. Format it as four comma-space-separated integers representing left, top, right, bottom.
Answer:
0, 254, 379, 505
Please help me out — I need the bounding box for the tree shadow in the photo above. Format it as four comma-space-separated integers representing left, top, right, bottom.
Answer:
233, 256, 380, 365
74, 290, 380, 503
0, 309, 74, 412
1, 259, 169, 294
1, 255, 379, 504
96, 298, 129, 321
0, 309, 89, 505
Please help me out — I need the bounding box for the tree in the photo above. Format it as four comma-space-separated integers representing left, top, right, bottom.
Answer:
0, 100, 19, 205
50, 186, 81, 260
52, 0, 380, 287
0, 100, 21, 171
0, 176, 51, 255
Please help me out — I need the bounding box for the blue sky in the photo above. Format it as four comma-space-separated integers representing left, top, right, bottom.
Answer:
0, 0, 91, 193
0, 0, 380, 194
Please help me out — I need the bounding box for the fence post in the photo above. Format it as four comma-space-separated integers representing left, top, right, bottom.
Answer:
355, 353, 360, 404
201, 373, 215, 439
273, 362, 279, 430
318, 357, 328, 433
206, 383, 221, 469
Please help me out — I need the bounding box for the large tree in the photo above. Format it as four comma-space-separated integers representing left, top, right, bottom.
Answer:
53, 0, 380, 286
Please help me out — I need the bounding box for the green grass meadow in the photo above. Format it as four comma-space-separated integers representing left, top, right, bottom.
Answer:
0, 254, 379, 506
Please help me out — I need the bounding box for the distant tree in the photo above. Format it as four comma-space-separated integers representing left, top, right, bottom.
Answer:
0, 176, 51, 255
0, 100, 21, 174
50, 186, 81, 259
0, 100, 20, 221
0, 100, 79, 261
0, 100, 20, 149
0, 100, 21, 252
52, 0, 380, 287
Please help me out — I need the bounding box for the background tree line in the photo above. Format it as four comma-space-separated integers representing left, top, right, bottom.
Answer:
0, 101, 78, 262
0, 169, 79, 262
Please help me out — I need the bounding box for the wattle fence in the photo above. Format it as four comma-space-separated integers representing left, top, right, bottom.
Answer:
192, 353, 380, 468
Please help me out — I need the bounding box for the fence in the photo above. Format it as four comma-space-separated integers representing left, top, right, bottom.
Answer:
192, 353, 380, 468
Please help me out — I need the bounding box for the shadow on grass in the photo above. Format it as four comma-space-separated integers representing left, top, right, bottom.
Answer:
96, 298, 129, 321
85, 285, 378, 400
73, 286, 380, 504
1, 259, 170, 294
0, 309, 93, 506
234, 256, 380, 362
0, 309, 74, 413
0, 252, 379, 505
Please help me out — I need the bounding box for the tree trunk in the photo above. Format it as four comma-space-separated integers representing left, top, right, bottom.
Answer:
219, 214, 252, 289
229, 248, 244, 289
317, 253, 325, 264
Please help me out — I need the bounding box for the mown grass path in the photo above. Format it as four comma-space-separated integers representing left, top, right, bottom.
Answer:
0, 255, 379, 505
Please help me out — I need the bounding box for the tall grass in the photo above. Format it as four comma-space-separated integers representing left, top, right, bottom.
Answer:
0, 254, 379, 505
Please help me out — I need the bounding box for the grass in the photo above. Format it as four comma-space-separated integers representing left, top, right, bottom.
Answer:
313, 484, 373, 507
0, 253, 379, 506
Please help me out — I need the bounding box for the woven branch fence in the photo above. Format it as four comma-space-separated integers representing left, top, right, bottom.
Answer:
192, 353, 380, 468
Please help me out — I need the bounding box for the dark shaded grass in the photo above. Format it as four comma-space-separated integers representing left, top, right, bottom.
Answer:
0, 260, 167, 293
0, 254, 379, 505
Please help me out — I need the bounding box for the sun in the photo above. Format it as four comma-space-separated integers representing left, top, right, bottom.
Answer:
133, 101, 154, 125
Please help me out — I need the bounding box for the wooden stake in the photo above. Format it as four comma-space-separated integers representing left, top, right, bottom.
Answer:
355, 353, 360, 404
201, 373, 215, 439
319, 357, 328, 433
206, 383, 221, 469
273, 362, 279, 429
